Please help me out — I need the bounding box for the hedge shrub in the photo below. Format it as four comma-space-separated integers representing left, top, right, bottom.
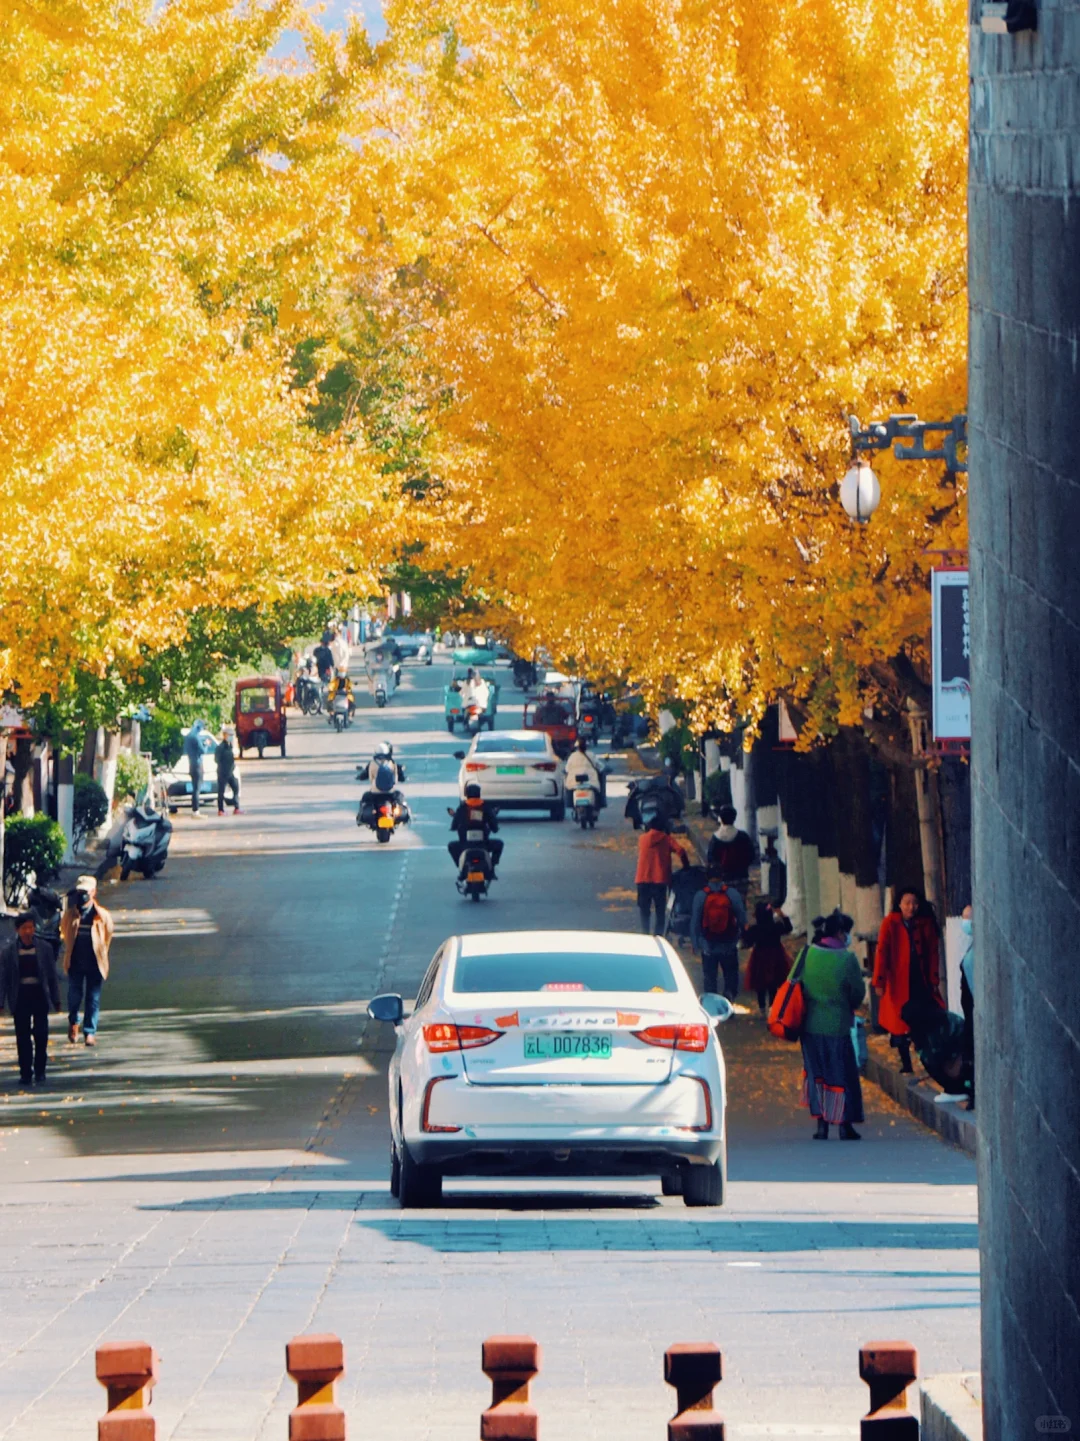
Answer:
3, 814, 66, 905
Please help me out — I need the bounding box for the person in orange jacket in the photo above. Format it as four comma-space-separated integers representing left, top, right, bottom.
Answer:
873, 887, 943, 1073
634, 819, 688, 935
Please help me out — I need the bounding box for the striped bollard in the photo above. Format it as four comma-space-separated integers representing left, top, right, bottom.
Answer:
286, 1334, 346, 1441
860, 1342, 919, 1438
665, 1343, 725, 1440
481, 1335, 541, 1439
96, 1342, 158, 1441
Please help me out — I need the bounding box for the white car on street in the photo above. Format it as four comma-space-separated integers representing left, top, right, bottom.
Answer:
366, 930, 732, 1209
454, 729, 565, 819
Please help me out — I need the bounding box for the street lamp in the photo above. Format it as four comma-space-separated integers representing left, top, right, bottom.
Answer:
842, 411, 967, 522
839, 459, 881, 523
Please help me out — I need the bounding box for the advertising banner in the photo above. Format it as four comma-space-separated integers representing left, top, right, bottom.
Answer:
932, 569, 970, 741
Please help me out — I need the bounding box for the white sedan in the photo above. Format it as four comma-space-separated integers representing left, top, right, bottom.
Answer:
454, 729, 565, 819
366, 929, 732, 1208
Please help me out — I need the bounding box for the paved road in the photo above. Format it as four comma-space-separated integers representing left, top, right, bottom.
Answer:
0, 655, 978, 1440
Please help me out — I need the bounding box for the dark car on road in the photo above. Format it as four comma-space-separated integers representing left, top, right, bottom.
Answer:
381, 630, 434, 664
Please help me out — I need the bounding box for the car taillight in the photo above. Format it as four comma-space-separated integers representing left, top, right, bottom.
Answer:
533, 762, 558, 772
464, 762, 489, 773
631, 1024, 709, 1052
423, 1024, 504, 1052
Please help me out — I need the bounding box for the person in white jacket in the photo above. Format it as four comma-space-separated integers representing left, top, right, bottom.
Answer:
329, 626, 351, 674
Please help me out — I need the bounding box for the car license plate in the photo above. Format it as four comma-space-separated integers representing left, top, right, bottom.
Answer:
497, 765, 525, 774
524, 1033, 612, 1059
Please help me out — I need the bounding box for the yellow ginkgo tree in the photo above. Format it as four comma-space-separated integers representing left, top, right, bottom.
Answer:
0, 0, 396, 710
363, 0, 968, 735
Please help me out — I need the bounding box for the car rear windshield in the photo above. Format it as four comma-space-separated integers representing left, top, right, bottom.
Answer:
452, 951, 678, 994
474, 735, 548, 754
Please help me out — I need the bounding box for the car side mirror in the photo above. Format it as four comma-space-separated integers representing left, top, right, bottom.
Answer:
700, 993, 734, 1024
367, 994, 405, 1025
453, 750, 466, 760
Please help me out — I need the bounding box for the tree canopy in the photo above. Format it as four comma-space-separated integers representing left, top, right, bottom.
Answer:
363, 0, 968, 732
0, 0, 395, 710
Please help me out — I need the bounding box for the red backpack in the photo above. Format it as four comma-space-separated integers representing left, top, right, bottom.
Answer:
701, 884, 738, 942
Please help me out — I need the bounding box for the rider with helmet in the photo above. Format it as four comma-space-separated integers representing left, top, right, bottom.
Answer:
448, 783, 503, 877
327, 667, 355, 718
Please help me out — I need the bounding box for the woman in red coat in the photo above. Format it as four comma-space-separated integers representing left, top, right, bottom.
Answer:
873, 888, 943, 1073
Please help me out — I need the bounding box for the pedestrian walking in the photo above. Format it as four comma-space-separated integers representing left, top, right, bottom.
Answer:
690, 866, 747, 998
873, 887, 943, 1073
706, 805, 756, 895
743, 900, 793, 1014
215, 725, 241, 815
183, 719, 208, 816
634, 819, 688, 935
797, 910, 866, 1140
0, 912, 61, 1086
960, 903, 974, 1110
60, 877, 114, 1047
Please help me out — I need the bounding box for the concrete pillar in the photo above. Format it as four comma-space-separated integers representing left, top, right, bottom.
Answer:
969, 2, 1080, 1431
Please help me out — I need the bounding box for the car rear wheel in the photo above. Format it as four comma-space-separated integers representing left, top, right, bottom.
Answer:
550, 802, 566, 821
399, 1141, 442, 1208
683, 1147, 725, 1208
661, 1172, 683, 1196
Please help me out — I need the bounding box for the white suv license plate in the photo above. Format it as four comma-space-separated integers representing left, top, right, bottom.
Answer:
524, 1033, 612, 1059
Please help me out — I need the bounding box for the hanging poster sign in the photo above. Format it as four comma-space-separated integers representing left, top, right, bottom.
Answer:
932, 569, 970, 741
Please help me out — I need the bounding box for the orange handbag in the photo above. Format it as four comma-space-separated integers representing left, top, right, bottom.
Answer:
768, 947, 808, 1041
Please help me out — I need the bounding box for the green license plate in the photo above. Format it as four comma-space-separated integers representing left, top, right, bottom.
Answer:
497, 765, 525, 774
523, 1033, 612, 1059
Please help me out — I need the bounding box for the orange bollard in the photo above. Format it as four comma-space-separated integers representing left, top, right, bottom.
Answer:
96, 1341, 158, 1441
860, 1342, 919, 1438
286, 1334, 346, 1441
481, 1335, 541, 1440
665, 1344, 725, 1440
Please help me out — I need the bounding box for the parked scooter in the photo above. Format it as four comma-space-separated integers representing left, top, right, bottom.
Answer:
96, 802, 173, 881
295, 667, 322, 715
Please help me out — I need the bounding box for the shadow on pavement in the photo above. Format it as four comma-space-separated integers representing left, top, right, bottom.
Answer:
138, 1193, 979, 1252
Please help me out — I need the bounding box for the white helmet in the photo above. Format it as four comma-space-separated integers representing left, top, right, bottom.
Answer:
375, 741, 393, 758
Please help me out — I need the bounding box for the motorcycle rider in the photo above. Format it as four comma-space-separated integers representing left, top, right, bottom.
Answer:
358, 742, 408, 822
625, 757, 684, 830
313, 638, 335, 683
327, 668, 355, 719
564, 736, 606, 810
448, 783, 503, 878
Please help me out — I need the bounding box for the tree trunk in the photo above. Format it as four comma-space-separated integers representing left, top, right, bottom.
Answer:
906, 702, 945, 916
886, 758, 924, 900
79, 726, 100, 779
12, 737, 35, 817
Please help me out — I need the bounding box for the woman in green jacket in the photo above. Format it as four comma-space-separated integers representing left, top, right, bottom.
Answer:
794, 909, 866, 1140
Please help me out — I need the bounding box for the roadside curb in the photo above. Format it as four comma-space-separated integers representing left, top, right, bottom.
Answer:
864, 1038, 977, 1157
920, 1374, 982, 1440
